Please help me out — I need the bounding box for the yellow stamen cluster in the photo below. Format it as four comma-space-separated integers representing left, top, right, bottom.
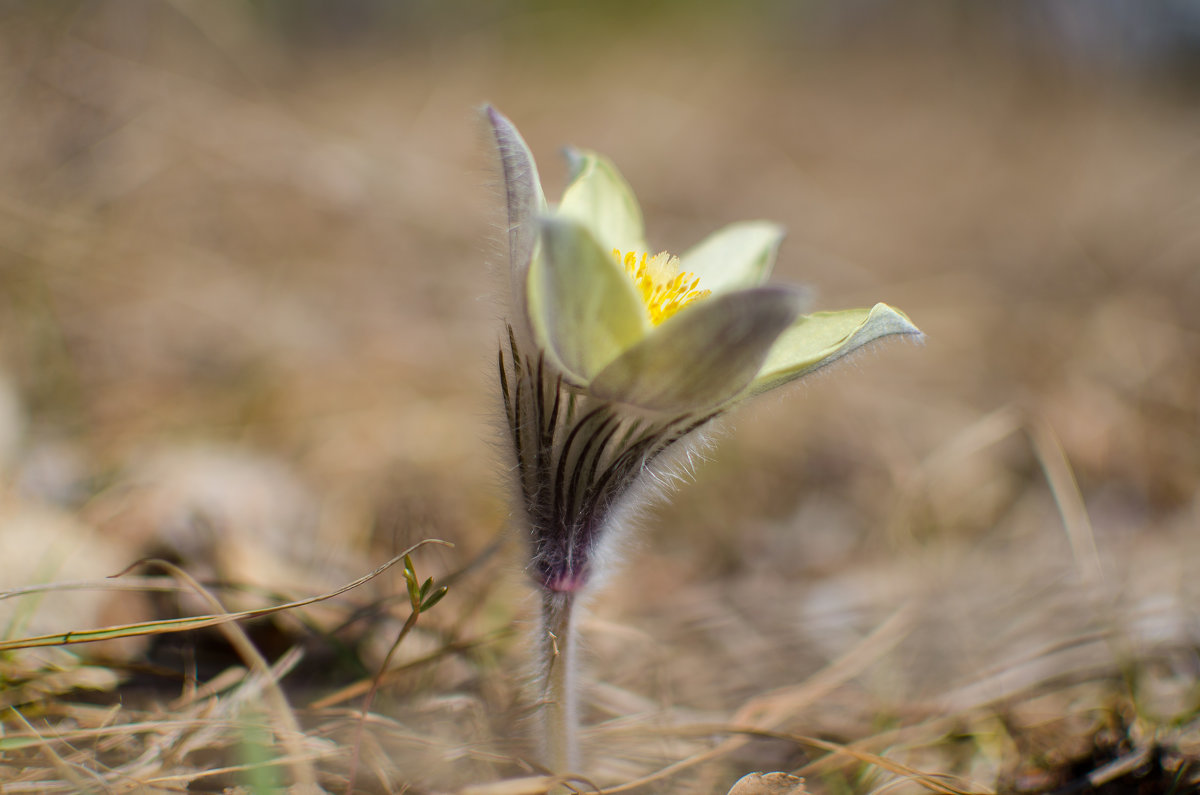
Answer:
615, 249, 711, 325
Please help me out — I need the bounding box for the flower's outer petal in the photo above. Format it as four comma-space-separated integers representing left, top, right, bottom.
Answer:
590, 287, 806, 412
557, 149, 646, 254
681, 221, 786, 294
751, 303, 922, 393
529, 217, 650, 384
484, 105, 547, 317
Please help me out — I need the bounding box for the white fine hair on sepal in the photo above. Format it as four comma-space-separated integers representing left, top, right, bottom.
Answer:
581, 420, 720, 594
477, 106, 543, 360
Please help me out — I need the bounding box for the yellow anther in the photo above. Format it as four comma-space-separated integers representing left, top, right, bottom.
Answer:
613, 248, 711, 325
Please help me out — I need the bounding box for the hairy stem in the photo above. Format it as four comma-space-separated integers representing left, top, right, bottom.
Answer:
540, 591, 579, 775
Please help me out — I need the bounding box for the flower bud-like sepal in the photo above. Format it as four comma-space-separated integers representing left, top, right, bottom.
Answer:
500, 326, 719, 593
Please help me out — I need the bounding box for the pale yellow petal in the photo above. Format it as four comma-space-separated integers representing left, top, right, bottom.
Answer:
681, 221, 786, 294
557, 149, 646, 253
528, 217, 650, 383
752, 303, 921, 393
590, 287, 806, 412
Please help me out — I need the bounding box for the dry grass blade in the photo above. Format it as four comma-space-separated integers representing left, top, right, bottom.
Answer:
0, 719, 236, 750
309, 629, 508, 710
730, 605, 915, 729
169, 664, 249, 710
0, 577, 187, 602
8, 708, 109, 792
137, 753, 336, 788
594, 606, 914, 793
0, 540, 451, 652
143, 558, 320, 793
1086, 745, 1154, 787
763, 730, 992, 795
454, 776, 558, 795
1027, 416, 1103, 586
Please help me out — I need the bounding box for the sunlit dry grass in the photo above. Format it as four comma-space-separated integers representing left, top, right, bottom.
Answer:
1, 3, 1198, 793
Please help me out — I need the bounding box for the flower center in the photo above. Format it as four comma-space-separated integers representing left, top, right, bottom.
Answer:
614, 249, 711, 325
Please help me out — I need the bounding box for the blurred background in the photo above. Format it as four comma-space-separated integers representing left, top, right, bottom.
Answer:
1, 2, 1198, 792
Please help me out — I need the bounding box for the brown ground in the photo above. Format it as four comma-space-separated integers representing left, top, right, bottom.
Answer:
0, 3, 1197, 793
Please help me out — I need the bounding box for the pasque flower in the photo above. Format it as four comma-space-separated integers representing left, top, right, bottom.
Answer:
485, 105, 919, 774
488, 106, 920, 596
